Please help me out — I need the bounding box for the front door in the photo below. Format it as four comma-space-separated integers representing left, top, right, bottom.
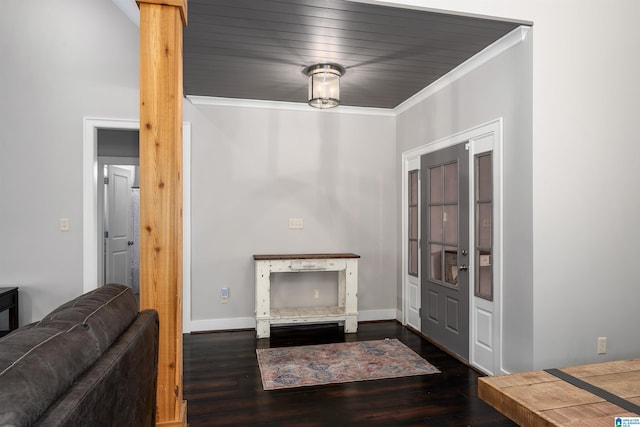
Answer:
420, 142, 469, 360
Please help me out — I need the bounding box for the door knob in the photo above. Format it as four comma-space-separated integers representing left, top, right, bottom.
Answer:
128, 241, 134, 246
459, 264, 469, 271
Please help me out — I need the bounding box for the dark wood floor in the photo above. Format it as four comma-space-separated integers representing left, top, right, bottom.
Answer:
183, 321, 517, 427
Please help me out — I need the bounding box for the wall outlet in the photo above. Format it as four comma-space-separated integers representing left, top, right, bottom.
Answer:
313, 289, 320, 299
597, 337, 607, 354
220, 287, 229, 304
59, 218, 70, 231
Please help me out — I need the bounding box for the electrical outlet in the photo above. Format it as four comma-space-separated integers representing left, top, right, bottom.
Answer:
313, 289, 320, 299
479, 254, 491, 267
597, 337, 607, 354
59, 218, 70, 231
220, 287, 229, 304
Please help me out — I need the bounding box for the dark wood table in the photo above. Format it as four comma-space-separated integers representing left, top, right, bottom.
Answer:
0, 287, 19, 337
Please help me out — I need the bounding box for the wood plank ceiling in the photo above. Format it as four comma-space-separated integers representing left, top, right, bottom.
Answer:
183, 0, 523, 109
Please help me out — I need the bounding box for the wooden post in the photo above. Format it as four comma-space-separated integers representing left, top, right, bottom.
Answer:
137, 1, 187, 425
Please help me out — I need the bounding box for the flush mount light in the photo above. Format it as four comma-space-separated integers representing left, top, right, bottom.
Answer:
302, 63, 346, 109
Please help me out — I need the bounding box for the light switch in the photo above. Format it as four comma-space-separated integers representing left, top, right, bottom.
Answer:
288, 218, 304, 229
59, 218, 70, 231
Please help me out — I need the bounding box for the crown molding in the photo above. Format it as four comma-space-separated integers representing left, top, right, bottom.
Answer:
186, 96, 396, 117
393, 25, 531, 115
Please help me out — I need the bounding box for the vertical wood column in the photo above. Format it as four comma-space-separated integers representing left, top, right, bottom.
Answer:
138, 1, 187, 425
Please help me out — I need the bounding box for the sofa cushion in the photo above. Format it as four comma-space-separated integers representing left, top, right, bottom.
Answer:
37, 284, 138, 353
0, 284, 139, 426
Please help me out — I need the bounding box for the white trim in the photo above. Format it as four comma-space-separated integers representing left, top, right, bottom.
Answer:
344, 0, 533, 25
358, 309, 397, 322
82, 117, 193, 333
394, 26, 530, 115
402, 118, 502, 161
187, 309, 397, 333
186, 96, 395, 117
190, 317, 257, 333
182, 123, 192, 333
400, 118, 503, 373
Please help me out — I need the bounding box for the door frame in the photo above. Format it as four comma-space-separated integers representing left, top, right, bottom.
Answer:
83, 117, 192, 333
401, 118, 503, 374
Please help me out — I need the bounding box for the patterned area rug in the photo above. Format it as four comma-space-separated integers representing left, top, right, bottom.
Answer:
256, 338, 440, 390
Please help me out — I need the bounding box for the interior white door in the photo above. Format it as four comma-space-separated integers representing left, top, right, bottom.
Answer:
105, 165, 133, 286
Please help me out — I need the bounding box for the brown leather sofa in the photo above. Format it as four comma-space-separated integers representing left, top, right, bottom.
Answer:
0, 284, 158, 426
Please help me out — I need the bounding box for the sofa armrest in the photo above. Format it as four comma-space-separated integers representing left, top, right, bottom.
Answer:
35, 310, 159, 427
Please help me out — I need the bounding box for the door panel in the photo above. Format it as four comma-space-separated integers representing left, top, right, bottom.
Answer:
473, 300, 494, 370
476, 307, 492, 348
106, 165, 133, 286
405, 159, 421, 330
421, 142, 469, 360
446, 296, 459, 332
427, 289, 439, 322
471, 144, 497, 374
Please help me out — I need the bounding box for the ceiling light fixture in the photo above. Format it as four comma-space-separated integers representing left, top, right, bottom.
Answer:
303, 63, 346, 109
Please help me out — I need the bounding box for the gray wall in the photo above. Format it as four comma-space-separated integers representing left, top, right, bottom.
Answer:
396, 29, 533, 372
0, 0, 139, 323
98, 129, 139, 157
525, 0, 640, 369
387, 0, 640, 370
184, 103, 397, 326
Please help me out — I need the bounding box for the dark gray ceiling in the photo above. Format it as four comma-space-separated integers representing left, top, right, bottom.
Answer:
183, 0, 523, 109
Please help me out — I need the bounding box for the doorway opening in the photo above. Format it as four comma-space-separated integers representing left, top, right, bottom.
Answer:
97, 129, 140, 303
401, 118, 503, 375
82, 117, 192, 332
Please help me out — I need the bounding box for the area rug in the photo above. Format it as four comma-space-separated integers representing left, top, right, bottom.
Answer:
256, 338, 440, 390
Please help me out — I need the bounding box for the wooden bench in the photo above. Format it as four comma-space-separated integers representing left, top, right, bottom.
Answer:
478, 359, 640, 426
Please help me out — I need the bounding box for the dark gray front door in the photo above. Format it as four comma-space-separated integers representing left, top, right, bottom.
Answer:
420, 142, 469, 360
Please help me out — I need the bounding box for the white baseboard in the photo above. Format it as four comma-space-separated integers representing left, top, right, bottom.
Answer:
187, 316, 256, 333
185, 309, 398, 333
357, 309, 397, 322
